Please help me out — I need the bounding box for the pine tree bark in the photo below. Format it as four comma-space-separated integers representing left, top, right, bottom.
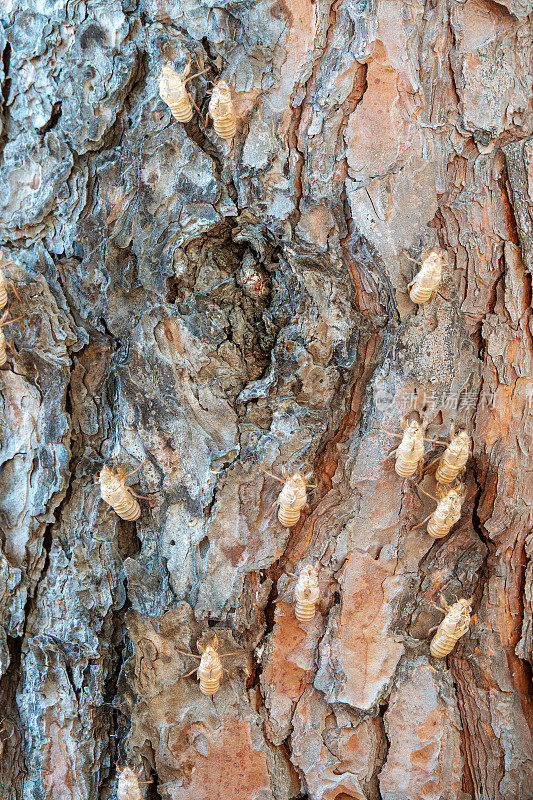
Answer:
0, 0, 532, 798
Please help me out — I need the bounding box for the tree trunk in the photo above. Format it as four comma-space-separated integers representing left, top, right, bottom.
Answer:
0, 0, 532, 798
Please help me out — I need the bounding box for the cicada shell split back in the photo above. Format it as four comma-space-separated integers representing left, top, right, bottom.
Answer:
435, 427, 471, 485
159, 63, 194, 122
197, 638, 224, 696
159, 62, 208, 123
293, 564, 320, 622
276, 470, 313, 528
208, 79, 237, 141
408, 250, 447, 304
426, 486, 464, 539
394, 420, 425, 477
98, 461, 144, 521
117, 766, 143, 800
430, 597, 472, 658
179, 634, 242, 696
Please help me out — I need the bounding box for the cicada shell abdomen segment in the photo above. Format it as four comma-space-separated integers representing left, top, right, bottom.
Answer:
277, 472, 309, 528
0, 275, 6, 311
0, 325, 7, 367
198, 642, 224, 695
117, 766, 143, 800
111, 491, 141, 521
159, 63, 194, 123
0, 252, 13, 310
430, 598, 472, 658
436, 430, 470, 485
409, 250, 446, 304
294, 564, 320, 622
208, 80, 237, 140
0, 308, 19, 367
0, 250, 20, 311
394, 421, 425, 477
99, 463, 141, 521
426, 486, 464, 539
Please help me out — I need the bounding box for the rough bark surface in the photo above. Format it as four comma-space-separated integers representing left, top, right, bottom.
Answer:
0, 0, 532, 798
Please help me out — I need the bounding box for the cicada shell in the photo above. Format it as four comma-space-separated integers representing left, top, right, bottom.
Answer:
277, 470, 313, 528
159, 62, 208, 123
408, 250, 447, 304
430, 597, 472, 658
197, 637, 224, 696
394, 420, 425, 477
0, 308, 22, 367
98, 461, 142, 521
159, 63, 194, 122
0, 309, 10, 367
0, 251, 19, 311
0, 267, 7, 311
117, 766, 143, 800
426, 486, 464, 539
208, 79, 237, 141
435, 427, 470, 485
294, 564, 320, 622
179, 634, 242, 696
